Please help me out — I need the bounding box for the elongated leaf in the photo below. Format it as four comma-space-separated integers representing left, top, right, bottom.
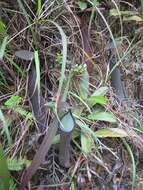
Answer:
76, 120, 99, 143
92, 86, 109, 96
87, 111, 117, 123
141, 0, 143, 18
0, 109, 12, 145
9, 179, 17, 190
80, 66, 89, 98
95, 128, 128, 138
122, 139, 136, 189
81, 133, 94, 155
123, 15, 142, 21
59, 110, 75, 132
87, 96, 108, 106
34, 51, 41, 93
14, 107, 32, 119
4, 95, 22, 107
49, 21, 67, 102
37, 0, 42, 18
109, 9, 138, 16
0, 144, 10, 190
17, 0, 37, 48
7, 158, 31, 171
0, 20, 5, 34
0, 35, 8, 60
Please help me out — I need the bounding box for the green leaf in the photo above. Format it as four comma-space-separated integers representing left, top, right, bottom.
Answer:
87, 96, 108, 106
81, 133, 94, 155
87, 111, 117, 123
59, 110, 75, 132
0, 109, 12, 145
52, 130, 80, 144
122, 139, 136, 189
109, 9, 138, 16
76, 120, 99, 143
37, 0, 42, 18
95, 128, 128, 138
14, 107, 32, 119
0, 35, 8, 60
0, 20, 5, 35
34, 50, 41, 93
49, 21, 67, 102
0, 20, 7, 43
4, 96, 22, 108
0, 144, 10, 190
77, 1, 87, 11
123, 15, 142, 22
79, 66, 89, 98
9, 179, 17, 190
7, 158, 31, 171
92, 86, 109, 96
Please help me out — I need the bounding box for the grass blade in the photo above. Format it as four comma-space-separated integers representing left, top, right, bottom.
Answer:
122, 139, 136, 190
141, 0, 143, 18
17, 0, 37, 48
0, 36, 8, 60
0, 109, 12, 145
49, 21, 67, 104
34, 50, 41, 93
0, 144, 11, 190
37, 0, 42, 18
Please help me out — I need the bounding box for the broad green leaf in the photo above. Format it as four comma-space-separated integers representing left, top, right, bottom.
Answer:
7, 158, 31, 171
59, 110, 75, 132
95, 128, 128, 138
80, 66, 89, 98
123, 15, 142, 22
77, 1, 87, 11
92, 86, 109, 96
81, 133, 94, 155
0, 144, 10, 190
87, 111, 117, 123
87, 96, 108, 106
4, 96, 22, 107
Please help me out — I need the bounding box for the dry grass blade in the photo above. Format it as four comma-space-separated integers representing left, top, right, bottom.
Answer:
80, 16, 93, 75
0, 144, 11, 190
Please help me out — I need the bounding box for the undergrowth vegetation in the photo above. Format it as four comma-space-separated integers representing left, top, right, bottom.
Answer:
0, 0, 143, 189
